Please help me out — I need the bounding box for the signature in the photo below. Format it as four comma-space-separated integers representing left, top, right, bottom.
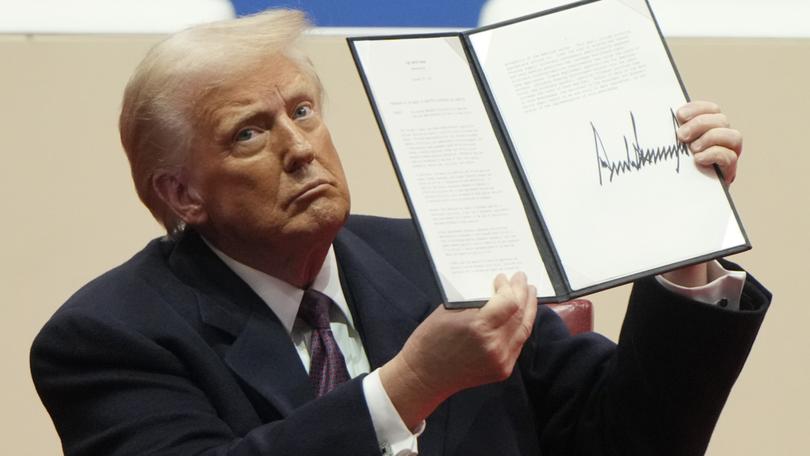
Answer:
592, 109, 690, 185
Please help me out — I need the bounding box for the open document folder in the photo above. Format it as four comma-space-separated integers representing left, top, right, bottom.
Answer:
349, 0, 748, 307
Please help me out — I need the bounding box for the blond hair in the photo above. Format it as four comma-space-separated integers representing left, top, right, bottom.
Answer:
119, 9, 317, 233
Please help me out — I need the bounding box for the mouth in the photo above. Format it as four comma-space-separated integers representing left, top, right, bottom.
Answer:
287, 178, 334, 207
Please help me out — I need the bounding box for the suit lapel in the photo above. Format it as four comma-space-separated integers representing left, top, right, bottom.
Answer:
332, 228, 433, 369
168, 231, 314, 417
333, 228, 450, 455
222, 311, 314, 417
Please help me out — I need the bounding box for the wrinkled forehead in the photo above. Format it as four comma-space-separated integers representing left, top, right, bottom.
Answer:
189, 53, 322, 126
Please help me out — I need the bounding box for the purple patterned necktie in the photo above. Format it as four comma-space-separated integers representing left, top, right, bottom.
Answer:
298, 289, 351, 397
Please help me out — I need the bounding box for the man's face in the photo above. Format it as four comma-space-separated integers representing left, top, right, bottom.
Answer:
182, 55, 351, 251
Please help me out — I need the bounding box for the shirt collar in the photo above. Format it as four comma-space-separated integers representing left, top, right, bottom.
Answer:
202, 238, 354, 335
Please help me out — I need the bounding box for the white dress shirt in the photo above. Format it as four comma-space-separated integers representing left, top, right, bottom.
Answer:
205, 238, 745, 456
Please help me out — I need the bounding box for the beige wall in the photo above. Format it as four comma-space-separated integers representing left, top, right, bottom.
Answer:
1, 34, 807, 455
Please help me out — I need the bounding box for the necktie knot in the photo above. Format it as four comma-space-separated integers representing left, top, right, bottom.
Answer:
298, 289, 333, 330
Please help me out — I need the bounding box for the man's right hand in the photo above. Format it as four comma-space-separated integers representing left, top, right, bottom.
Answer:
379, 272, 538, 430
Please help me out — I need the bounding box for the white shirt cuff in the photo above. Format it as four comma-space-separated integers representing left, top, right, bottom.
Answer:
362, 369, 424, 456
656, 260, 747, 310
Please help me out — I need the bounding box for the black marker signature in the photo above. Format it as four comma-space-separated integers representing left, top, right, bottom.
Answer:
592, 109, 690, 185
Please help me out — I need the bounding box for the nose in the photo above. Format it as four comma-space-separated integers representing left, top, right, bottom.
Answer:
276, 116, 315, 173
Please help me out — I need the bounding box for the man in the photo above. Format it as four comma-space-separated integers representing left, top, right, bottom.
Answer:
31, 9, 769, 456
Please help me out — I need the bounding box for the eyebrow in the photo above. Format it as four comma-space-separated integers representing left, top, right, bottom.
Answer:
210, 103, 267, 142
206, 76, 321, 141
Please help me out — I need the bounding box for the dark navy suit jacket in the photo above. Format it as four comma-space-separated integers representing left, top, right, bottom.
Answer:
31, 215, 770, 455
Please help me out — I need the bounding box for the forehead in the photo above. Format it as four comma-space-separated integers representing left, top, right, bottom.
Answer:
193, 55, 320, 121
230, 55, 316, 95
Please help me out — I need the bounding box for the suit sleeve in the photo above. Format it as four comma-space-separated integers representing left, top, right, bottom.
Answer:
520, 270, 770, 456
31, 308, 382, 456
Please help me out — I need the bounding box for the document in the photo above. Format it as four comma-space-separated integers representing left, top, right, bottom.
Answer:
349, 0, 748, 307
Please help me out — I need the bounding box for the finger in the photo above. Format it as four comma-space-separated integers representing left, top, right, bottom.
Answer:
676, 100, 722, 123
481, 276, 521, 327
483, 272, 529, 327
693, 145, 738, 167
517, 285, 538, 343
677, 113, 730, 142
493, 273, 509, 293
693, 145, 738, 184
509, 272, 528, 307
689, 127, 743, 155
501, 284, 537, 358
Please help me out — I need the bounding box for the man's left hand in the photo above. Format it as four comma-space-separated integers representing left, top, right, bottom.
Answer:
676, 100, 743, 185
665, 100, 743, 287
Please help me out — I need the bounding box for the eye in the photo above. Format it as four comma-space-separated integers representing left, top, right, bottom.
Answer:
293, 104, 313, 119
234, 127, 260, 143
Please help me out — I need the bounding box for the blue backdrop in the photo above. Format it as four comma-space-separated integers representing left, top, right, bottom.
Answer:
231, 0, 488, 27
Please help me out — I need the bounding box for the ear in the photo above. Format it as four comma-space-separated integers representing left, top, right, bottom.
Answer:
152, 169, 208, 227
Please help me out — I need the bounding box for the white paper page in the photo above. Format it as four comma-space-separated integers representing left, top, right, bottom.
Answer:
353, 36, 554, 302
468, 0, 746, 291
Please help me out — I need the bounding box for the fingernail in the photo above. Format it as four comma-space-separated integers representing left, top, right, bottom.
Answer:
677, 126, 689, 140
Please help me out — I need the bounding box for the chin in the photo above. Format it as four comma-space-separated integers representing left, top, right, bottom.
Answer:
288, 197, 350, 239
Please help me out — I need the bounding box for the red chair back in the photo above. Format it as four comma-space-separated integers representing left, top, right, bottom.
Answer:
546, 300, 593, 335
